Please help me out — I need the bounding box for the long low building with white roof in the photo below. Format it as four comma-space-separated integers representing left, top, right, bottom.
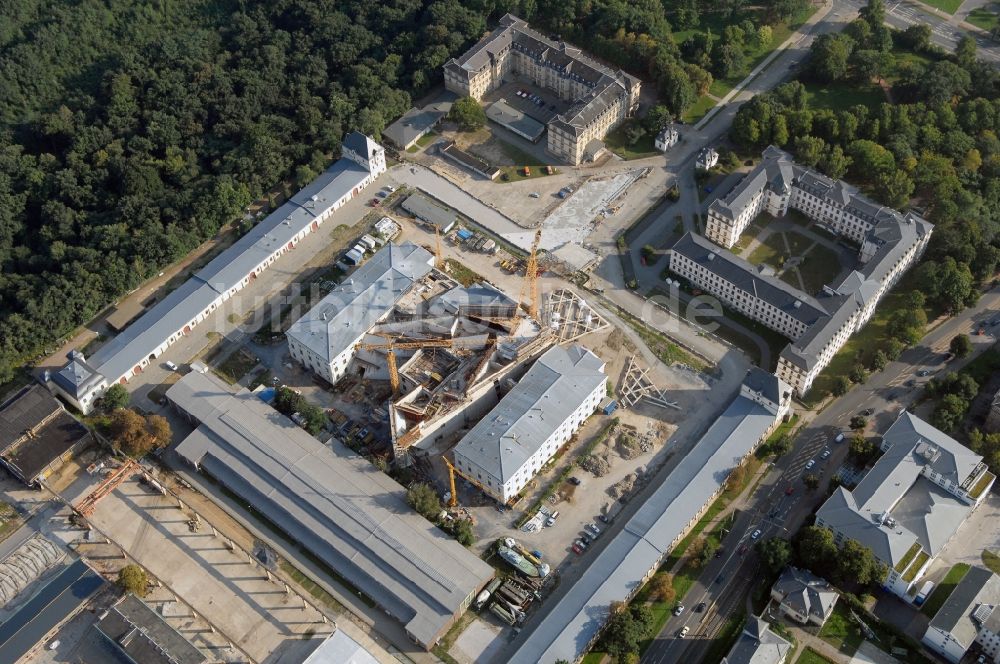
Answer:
452, 344, 607, 503
508, 368, 791, 663
167, 370, 494, 650
47, 132, 386, 414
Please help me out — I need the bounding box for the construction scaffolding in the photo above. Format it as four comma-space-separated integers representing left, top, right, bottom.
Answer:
542, 288, 610, 342
618, 355, 680, 410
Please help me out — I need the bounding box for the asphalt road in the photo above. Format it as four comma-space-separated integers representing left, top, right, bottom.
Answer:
886, 0, 1000, 64
641, 285, 1000, 664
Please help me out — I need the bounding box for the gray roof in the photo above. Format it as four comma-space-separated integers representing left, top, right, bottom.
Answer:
452, 345, 605, 484
0, 385, 61, 449
704, 147, 932, 374
85, 149, 377, 385
342, 131, 381, 162
168, 371, 493, 648
670, 232, 829, 327
509, 373, 788, 663
722, 617, 793, 664
486, 99, 546, 141
428, 283, 517, 317
52, 353, 103, 398
817, 411, 984, 567
302, 630, 381, 664
772, 567, 839, 623
384, 100, 452, 149
445, 14, 638, 133
401, 194, 459, 232
286, 242, 434, 363
744, 367, 787, 406
928, 566, 1000, 648
95, 594, 206, 664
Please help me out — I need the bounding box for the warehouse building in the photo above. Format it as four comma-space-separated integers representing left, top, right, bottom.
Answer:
384, 98, 452, 151
0, 384, 91, 486
286, 242, 435, 385
452, 344, 606, 503
401, 193, 460, 233
509, 368, 791, 663
95, 594, 206, 664
48, 132, 386, 414
816, 411, 994, 598
668, 150, 932, 396
443, 14, 640, 165
167, 371, 494, 649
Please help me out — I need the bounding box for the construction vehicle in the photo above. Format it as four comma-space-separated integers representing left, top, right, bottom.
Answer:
443, 456, 491, 508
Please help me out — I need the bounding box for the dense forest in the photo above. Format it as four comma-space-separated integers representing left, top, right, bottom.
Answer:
0, 0, 811, 383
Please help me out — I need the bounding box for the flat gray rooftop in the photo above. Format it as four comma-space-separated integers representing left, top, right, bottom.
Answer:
168, 371, 493, 648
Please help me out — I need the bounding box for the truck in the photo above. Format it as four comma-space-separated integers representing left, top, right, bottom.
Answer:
914, 580, 934, 606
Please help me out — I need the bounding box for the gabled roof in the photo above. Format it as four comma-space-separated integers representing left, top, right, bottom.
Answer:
452, 345, 605, 484
928, 566, 1000, 648
772, 567, 838, 622
286, 243, 434, 362
342, 131, 381, 161
817, 411, 984, 567
721, 617, 793, 664
168, 371, 494, 648
743, 367, 786, 406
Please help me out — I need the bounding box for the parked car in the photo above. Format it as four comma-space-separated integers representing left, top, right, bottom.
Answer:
834, 432, 845, 443
820, 449, 831, 460
586, 523, 601, 537
673, 604, 685, 616
164, 361, 179, 372
580, 532, 592, 545
572, 542, 583, 554
750, 529, 762, 540
569, 476, 582, 486
575, 538, 587, 550
805, 459, 816, 470
545, 511, 559, 527
917, 369, 931, 377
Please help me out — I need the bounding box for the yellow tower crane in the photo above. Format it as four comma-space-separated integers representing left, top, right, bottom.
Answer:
357, 337, 455, 394
434, 226, 445, 270
518, 228, 543, 320
442, 456, 491, 508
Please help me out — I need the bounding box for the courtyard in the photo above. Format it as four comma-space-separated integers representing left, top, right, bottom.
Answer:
740, 214, 849, 296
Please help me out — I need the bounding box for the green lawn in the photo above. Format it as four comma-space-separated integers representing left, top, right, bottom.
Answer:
968, 5, 1000, 31
918, 0, 962, 13
214, 347, 259, 384
748, 232, 787, 268
922, 563, 971, 617
804, 81, 886, 112
682, 95, 718, 124
819, 603, 865, 656
793, 243, 843, 295
983, 550, 1000, 574
798, 647, 836, 664
802, 291, 929, 405
494, 140, 558, 182
605, 121, 659, 160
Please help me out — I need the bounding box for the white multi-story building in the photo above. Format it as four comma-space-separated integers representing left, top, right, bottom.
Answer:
452, 345, 607, 503
669, 146, 932, 396
696, 147, 719, 171
655, 125, 679, 152
816, 411, 995, 599
286, 242, 435, 385
923, 566, 1000, 664
48, 132, 386, 414
443, 14, 640, 165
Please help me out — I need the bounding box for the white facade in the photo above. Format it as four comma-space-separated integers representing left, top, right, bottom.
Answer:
654, 126, 679, 152
452, 345, 607, 504
696, 147, 719, 171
